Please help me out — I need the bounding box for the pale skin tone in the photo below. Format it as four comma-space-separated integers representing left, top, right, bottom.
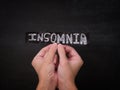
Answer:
32, 43, 84, 90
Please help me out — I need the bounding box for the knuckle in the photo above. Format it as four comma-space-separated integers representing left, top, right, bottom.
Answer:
31, 61, 34, 66
78, 58, 84, 65
31, 58, 36, 66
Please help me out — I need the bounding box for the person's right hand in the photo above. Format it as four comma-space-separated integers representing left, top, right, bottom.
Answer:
32, 43, 58, 90
57, 44, 84, 90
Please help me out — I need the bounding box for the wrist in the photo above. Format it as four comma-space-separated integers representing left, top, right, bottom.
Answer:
36, 79, 56, 90
36, 83, 46, 90
36, 81, 49, 90
59, 80, 77, 90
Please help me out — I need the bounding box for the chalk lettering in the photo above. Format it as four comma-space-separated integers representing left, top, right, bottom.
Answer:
26, 32, 88, 45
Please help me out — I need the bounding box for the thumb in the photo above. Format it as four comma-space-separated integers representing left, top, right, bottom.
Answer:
45, 43, 57, 63
58, 44, 67, 63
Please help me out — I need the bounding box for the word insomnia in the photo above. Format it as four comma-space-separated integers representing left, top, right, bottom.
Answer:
26, 32, 88, 45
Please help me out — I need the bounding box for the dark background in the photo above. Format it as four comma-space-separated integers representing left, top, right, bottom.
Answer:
0, 0, 120, 90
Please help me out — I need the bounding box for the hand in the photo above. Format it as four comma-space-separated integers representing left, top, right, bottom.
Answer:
57, 44, 84, 90
32, 43, 58, 90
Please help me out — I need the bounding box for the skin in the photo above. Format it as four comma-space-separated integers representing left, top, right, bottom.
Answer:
57, 44, 84, 90
32, 43, 84, 90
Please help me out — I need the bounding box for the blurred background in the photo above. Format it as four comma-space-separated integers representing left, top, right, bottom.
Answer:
0, 0, 120, 90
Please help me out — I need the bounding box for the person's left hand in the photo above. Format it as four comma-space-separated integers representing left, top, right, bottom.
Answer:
32, 43, 58, 90
57, 44, 84, 90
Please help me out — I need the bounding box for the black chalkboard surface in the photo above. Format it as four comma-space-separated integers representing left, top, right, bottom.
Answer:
0, 0, 120, 90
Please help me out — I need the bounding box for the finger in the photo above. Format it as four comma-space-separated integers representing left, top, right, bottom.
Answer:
58, 44, 67, 63
64, 45, 80, 58
32, 45, 52, 69
64, 45, 84, 69
45, 43, 57, 63
53, 54, 58, 64
53, 54, 59, 71
35, 44, 52, 58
